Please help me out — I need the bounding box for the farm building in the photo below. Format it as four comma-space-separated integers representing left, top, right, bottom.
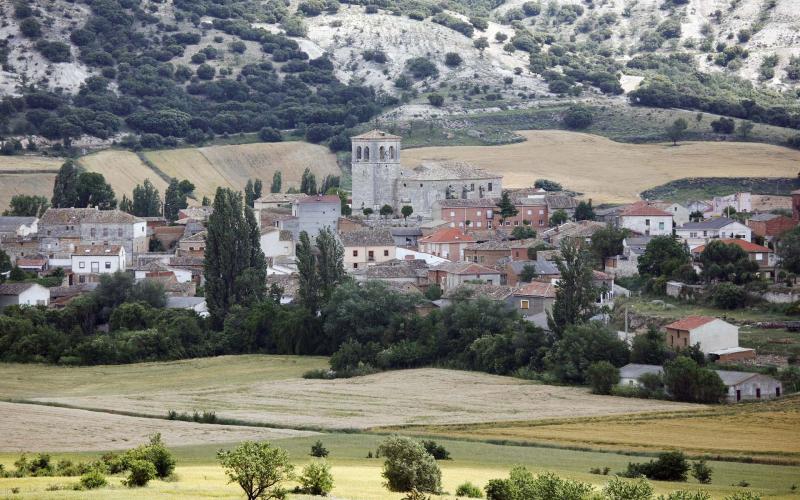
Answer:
0, 282, 50, 308
664, 316, 755, 362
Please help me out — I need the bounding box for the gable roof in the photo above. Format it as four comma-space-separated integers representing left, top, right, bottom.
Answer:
0, 282, 40, 295
432, 261, 500, 275
340, 229, 394, 247
691, 239, 772, 254
747, 213, 779, 222
296, 195, 340, 205
444, 283, 515, 300
181, 230, 208, 243
40, 208, 142, 225
507, 259, 559, 276
514, 281, 556, 298
678, 217, 741, 230
545, 194, 579, 210
419, 228, 475, 244
405, 161, 498, 181
620, 202, 672, 217
73, 245, 124, 256
664, 316, 717, 331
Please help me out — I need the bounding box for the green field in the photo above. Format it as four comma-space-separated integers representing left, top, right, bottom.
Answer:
2, 434, 800, 499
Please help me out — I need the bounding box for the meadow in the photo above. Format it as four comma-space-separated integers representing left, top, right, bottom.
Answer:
401, 130, 800, 203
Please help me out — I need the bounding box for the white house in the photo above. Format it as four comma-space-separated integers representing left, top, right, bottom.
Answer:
71, 245, 126, 283
664, 316, 754, 362
260, 228, 295, 261
618, 203, 673, 236
651, 202, 690, 226
0, 282, 50, 308
675, 217, 751, 250
418, 228, 475, 261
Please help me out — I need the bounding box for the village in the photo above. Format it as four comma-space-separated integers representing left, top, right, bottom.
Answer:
1, 130, 798, 404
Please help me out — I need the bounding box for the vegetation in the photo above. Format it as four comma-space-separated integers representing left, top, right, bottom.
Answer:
378, 436, 441, 494
218, 441, 294, 500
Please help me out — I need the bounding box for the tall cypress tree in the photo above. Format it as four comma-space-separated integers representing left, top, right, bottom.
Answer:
204, 188, 267, 327
271, 171, 282, 193
244, 179, 255, 207
496, 190, 518, 225
51, 160, 79, 208
300, 168, 317, 195
253, 179, 263, 200
296, 230, 319, 312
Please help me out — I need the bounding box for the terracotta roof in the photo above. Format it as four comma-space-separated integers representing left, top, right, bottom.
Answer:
545, 194, 579, 210
593, 269, 612, 280
73, 245, 123, 256
432, 261, 499, 275
419, 228, 475, 244
664, 316, 717, 331
340, 229, 394, 247
620, 202, 672, 217
352, 129, 401, 140
691, 239, 772, 254
514, 281, 556, 298
296, 195, 340, 205
16, 258, 47, 267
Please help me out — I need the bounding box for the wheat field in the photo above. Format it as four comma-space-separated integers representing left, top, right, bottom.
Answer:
402, 130, 800, 203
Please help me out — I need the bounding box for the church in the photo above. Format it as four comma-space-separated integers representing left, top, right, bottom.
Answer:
350, 130, 503, 218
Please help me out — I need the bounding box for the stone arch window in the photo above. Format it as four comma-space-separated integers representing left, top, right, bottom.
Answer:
356, 146, 362, 160
364, 147, 370, 160
379, 146, 386, 160
389, 146, 395, 159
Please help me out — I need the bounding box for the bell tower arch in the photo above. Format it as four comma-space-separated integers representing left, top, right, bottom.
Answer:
350, 130, 402, 212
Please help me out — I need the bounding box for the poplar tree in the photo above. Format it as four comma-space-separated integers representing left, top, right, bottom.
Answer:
132, 179, 162, 217
271, 171, 282, 193
296, 231, 319, 312
245, 179, 255, 207
315, 227, 345, 303
253, 179, 263, 200
119, 194, 133, 213
51, 160, 79, 208
204, 188, 267, 327
547, 239, 598, 336
164, 178, 187, 222
300, 168, 317, 195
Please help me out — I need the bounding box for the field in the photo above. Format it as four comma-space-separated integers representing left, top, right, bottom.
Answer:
0, 361, 699, 431
0, 155, 64, 208
401, 130, 800, 203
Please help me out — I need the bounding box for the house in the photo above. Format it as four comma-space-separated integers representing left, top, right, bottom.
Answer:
545, 193, 579, 218
604, 236, 651, 277
71, 245, 126, 283
390, 227, 423, 248
593, 270, 615, 305
691, 239, 776, 279
687, 200, 712, 215
439, 283, 516, 308
509, 193, 549, 229
664, 316, 754, 361
254, 193, 308, 211
434, 198, 500, 230
675, 217, 751, 250
394, 247, 450, 266
338, 216, 369, 234
166, 296, 209, 317
746, 213, 796, 242
418, 228, 475, 261
260, 228, 295, 261
710, 192, 751, 216
428, 261, 502, 291
618, 202, 673, 236
16, 258, 48, 274
463, 238, 542, 267
340, 229, 395, 270
177, 231, 207, 258
132, 260, 192, 283
152, 225, 185, 250
505, 259, 560, 286
650, 202, 690, 226
168, 256, 205, 285
353, 259, 429, 287
0, 216, 38, 241
541, 220, 606, 248
513, 281, 556, 316
618, 364, 782, 402
0, 238, 39, 263
0, 282, 50, 308
177, 206, 213, 222
39, 208, 146, 265
260, 208, 299, 236
293, 195, 340, 239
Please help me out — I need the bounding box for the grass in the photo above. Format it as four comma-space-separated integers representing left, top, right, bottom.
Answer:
620, 296, 795, 324
641, 177, 800, 204
2, 433, 800, 499
740, 327, 800, 357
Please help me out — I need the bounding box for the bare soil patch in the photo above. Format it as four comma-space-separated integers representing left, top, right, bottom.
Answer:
0, 401, 315, 452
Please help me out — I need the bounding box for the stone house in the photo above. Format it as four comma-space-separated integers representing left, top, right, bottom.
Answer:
710, 192, 751, 216
650, 202, 690, 226
1, 238, 40, 264
340, 228, 395, 270
152, 225, 185, 251
746, 213, 796, 242
293, 195, 340, 239
418, 228, 475, 261
541, 220, 606, 248
618, 202, 673, 236
664, 316, 754, 361
505, 259, 560, 286
512, 281, 556, 316
544, 193, 579, 218
177, 231, 207, 258
691, 239, 776, 279
177, 206, 213, 223
0, 216, 38, 241
389, 227, 423, 248
71, 245, 126, 283
675, 217, 751, 250
260, 228, 295, 261
254, 193, 308, 212
439, 283, 516, 308
428, 262, 502, 291
604, 236, 651, 277
353, 259, 429, 287
39, 208, 146, 265
0, 282, 50, 308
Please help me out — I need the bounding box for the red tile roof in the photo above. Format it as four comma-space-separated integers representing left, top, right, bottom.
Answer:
691, 239, 772, 254
514, 281, 556, 298
664, 316, 717, 331
621, 202, 672, 217
419, 228, 475, 244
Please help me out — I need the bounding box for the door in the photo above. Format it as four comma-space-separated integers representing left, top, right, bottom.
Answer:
736, 390, 741, 402
776, 387, 781, 397
756, 388, 761, 399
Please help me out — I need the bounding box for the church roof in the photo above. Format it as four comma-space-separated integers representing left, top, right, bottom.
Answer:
403, 161, 498, 181
352, 129, 401, 140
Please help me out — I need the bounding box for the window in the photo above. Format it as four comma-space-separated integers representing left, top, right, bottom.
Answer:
353, 263, 358, 269
379, 146, 385, 160
90, 228, 96, 237
353, 250, 358, 257
383, 249, 389, 256
368, 250, 374, 261
539, 209, 544, 215
470, 183, 475, 191
520, 300, 529, 310
476, 221, 482, 228
420, 183, 423, 188
105, 262, 111, 269
91, 262, 100, 273
658, 222, 665, 230
450, 211, 455, 217
79, 275, 86, 284
488, 183, 493, 191
539, 220, 544, 226
389, 146, 395, 159
364, 147, 370, 160
690, 232, 697, 238
476, 210, 481, 216
645, 219, 650, 226
118, 228, 123, 237
356, 146, 362, 160
755, 253, 762, 259
527, 210, 532, 215
79, 262, 86, 269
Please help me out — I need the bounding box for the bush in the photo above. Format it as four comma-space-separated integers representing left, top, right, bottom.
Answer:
421, 440, 450, 460
80, 470, 108, 490
20, 17, 42, 38
563, 105, 593, 129
663, 492, 712, 500
299, 460, 334, 495
444, 52, 463, 68
485, 478, 513, 500
724, 493, 761, 500
405, 58, 439, 79
259, 127, 282, 142
602, 476, 654, 500
427, 94, 444, 107
456, 481, 484, 498
711, 282, 746, 309
123, 434, 176, 479
711, 117, 736, 134
623, 451, 689, 482
587, 361, 619, 395
310, 440, 329, 458
485, 467, 594, 500
378, 437, 441, 493
124, 459, 156, 487
35, 40, 72, 62
691, 460, 712, 484
196, 64, 216, 80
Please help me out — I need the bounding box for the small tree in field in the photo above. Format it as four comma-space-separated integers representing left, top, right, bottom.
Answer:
691, 459, 712, 484
474, 37, 489, 56
666, 118, 688, 145
363, 207, 374, 218
378, 437, 441, 494
218, 441, 294, 500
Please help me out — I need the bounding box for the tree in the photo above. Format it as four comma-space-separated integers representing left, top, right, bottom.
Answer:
425, 283, 443, 300
777, 227, 800, 274
76, 172, 117, 209
548, 239, 598, 335
131, 179, 162, 217
270, 171, 282, 193
51, 160, 80, 208
316, 227, 345, 304
496, 190, 518, 224
119, 195, 133, 213
666, 118, 689, 145
401, 205, 414, 221
218, 441, 294, 500
691, 460, 713, 484
698, 240, 759, 284
245, 179, 256, 207
297, 231, 320, 312
380, 204, 394, 218
299, 460, 334, 495
511, 225, 536, 240
590, 225, 627, 264
300, 168, 317, 194
737, 120, 754, 139
204, 188, 267, 327
586, 361, 619, 394
444, 52, 463, 67
549, 209, 568, 226
164, 178, 188, 222
534, 179, 562, 191
427, 94, 444, 107
253, 179, 263, 200
563, 105, 593, 129
4, 195, 49, 217
474, 37, 489, 56
0, 249, 11, 283
201, 196, 211, 206
663, 356, 726, 403
546, 323, 629, 383
259, 127, 282, 142
638, 236, 689, 278
630, 327, 671, 364
574, 200, 595, 221
378, 437, 441, 493
518, 264, 538, 283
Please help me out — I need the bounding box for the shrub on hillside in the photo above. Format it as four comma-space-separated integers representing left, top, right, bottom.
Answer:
378, 437, 441, 493
310, 440, 329, 458
123, 459, 156, 487
259, 127, 282, 142
405, 58, 439, 79
623, 451, 690, 481
299, 460, 334, 495
602, 476, 654, 500
80, 470, 108, 490
711, 282, 747, 309
421, 440, 450, 460
563, 105, 593, 129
